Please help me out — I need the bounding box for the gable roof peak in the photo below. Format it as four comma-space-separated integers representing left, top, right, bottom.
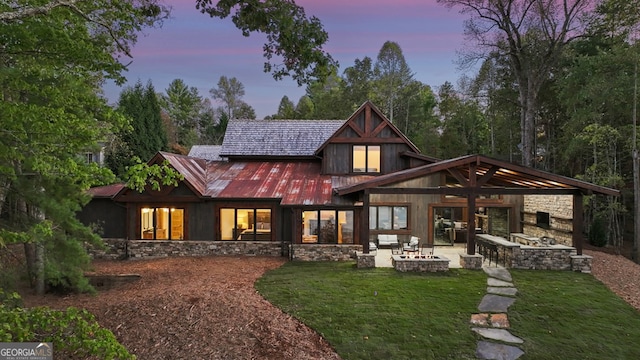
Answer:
315, 100, 421, 155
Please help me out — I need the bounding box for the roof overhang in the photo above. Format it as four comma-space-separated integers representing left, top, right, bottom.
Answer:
335, 154, 620, 197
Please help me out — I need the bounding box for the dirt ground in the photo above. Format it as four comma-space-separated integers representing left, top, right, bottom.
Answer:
16, 246, 640, 359
20, 256, 341, 360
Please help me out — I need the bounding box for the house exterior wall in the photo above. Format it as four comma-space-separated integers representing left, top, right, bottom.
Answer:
522, 195, 573, 245
77, 199, 126, 239
322, 142, 412, 175
370, 175, 441, 244
188, 202, 215, 240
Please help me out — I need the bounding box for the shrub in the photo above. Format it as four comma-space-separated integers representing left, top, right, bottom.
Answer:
0, 289, 134, 359
588, 217, 607, 247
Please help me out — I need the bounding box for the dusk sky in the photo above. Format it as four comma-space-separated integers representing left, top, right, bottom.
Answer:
103, 0, 472, 118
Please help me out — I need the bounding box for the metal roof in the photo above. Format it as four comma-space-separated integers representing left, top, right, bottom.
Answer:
157, 152, 208, 196
87, 183, 125, 198
204, 160, 371, 205
220, 119, 345, 157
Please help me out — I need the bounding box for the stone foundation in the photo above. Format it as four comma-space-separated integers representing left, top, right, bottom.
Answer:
355, 252, 376, 268
460, 254, 483, 270
570, 255, 593, 273
86, 238, 128, 260
291, 244, 361, 261
392, 255, 450, 272
88, 239, 286, 259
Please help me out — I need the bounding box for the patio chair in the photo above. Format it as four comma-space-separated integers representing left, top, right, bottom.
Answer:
403, 236, 420, 253
391, 242, 403, 255
420, 243, 434, 257
368, 241, 378, 255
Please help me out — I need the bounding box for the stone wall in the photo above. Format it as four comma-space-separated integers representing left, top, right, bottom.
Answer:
86, 238, 128, 260
291, 244, 361, 261
392, 255, 450, 272
510, 246, 576, 271
488, 208, 510, 238
459, 254, 483, 270
570, 255, 593, 273
127, 240, 284, 258
89, 239, 364, 261
355, 252, 376, 268
88, 239, 286, 259
522, 195, 573, 245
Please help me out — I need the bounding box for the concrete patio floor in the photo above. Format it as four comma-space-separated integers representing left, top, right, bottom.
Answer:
372, 244, 468, 268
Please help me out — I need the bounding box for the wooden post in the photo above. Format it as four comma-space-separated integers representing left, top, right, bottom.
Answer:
573, 192, 584, 255
467, 162, 477, 255
363, 189, 370, 253
467, 195, 477, 255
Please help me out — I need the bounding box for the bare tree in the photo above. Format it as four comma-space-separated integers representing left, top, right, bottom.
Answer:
438, 0, 592, 166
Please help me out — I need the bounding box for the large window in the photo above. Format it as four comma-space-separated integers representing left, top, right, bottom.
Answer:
141, 207, 184, 240
220, 208, 272, 241
353, 145, 380, 173
369, 205, 408, 230
302, 210, 354, 244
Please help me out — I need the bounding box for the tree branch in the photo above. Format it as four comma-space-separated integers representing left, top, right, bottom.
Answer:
0, 0, 83, 22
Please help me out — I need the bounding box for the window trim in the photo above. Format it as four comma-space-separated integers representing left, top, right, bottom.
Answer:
352, 145, 381, 173
301, 209, 355, 245
218, 206, 274, 241
369, 204, 410, 233
139, 206, 186, 240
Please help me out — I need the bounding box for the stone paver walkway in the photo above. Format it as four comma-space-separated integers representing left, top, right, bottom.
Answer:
472, 266, 524, 360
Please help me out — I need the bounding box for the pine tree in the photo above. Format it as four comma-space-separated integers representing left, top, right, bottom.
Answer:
106, 81, 168, 178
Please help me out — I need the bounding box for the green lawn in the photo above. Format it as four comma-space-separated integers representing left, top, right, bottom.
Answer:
255, 262, 640, 360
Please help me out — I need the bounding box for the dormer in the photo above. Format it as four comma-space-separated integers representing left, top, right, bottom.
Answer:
315, 101, 421, 175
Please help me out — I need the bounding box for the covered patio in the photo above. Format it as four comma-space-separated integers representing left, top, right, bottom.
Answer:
341, 154, 619, 271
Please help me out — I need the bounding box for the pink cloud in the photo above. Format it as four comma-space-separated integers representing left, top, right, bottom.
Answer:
106, 0, 473, 117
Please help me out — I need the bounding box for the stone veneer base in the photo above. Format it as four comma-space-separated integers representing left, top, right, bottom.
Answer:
89, 239, 363, 262
392, 255, 450, 272
460, 253, 484, 269
355, 252, 376, 268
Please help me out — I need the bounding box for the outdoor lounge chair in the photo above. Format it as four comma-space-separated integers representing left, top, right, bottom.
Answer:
368, 241, 378, 254
403, 236, 420, 253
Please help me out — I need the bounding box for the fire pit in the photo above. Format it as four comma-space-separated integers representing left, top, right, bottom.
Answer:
392, 255, 450, 272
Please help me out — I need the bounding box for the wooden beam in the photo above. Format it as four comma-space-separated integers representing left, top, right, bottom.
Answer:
447, 168, 469, 186
330, 137, 407, 144
477, 165, 499, 187
366, 187, 583, 196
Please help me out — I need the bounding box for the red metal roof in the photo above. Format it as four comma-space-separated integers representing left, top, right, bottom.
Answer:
204, 161, 372, 205
87, 183, 125, 198
158, 152, 208, 196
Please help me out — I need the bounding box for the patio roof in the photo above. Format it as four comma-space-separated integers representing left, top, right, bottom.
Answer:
335, 154, 619, 197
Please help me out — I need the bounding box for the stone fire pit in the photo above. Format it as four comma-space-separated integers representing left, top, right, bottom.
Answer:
392, 254, 450, 272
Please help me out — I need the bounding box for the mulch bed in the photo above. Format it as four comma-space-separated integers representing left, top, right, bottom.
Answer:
20, 256, 341, 360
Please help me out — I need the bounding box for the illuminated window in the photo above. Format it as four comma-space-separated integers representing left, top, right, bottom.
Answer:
353, 145, 380, 173
141, 207, 184, 240
369, 205, 408, 230
302, 210, 354, 244
220, 208, 272, 241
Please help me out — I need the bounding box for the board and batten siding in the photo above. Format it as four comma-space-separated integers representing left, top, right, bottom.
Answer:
322, 143, 413, 175
369, 175, 441, 243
